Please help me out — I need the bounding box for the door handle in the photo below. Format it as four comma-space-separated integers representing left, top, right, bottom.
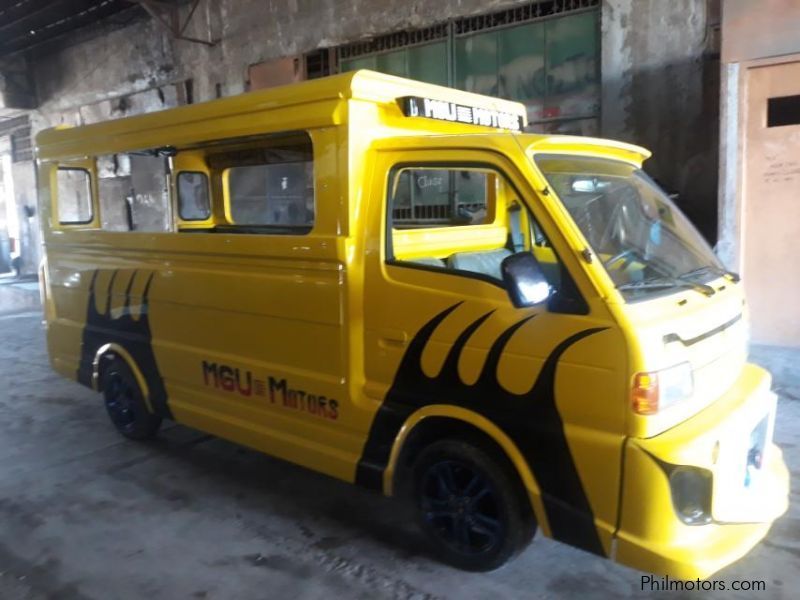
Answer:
378, 329, 409, 348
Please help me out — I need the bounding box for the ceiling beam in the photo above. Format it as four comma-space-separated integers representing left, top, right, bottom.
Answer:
0, 0, 78, 36
126, 0, 216, 46
0, 0, 134, 56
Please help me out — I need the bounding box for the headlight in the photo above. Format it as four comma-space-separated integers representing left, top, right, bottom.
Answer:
669, 466, 713, 525
631, 362, 693, 415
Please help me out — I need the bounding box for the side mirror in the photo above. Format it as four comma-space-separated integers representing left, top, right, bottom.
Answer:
501, 252, 552, 308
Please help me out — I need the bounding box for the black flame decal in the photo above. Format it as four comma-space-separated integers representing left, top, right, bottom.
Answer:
356, 302, 607, 556
77, 270, 172, 419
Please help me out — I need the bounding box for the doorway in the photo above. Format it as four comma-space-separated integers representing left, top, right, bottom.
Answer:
0, 140, 17, 275
741, 58, 800, 345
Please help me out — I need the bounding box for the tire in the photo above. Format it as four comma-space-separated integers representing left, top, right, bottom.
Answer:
412, 438, 536, 571
101, 358, 162, 440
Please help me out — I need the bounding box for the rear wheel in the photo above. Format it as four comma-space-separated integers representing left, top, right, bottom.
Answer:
412, 438, 535, 571
101, 359, 161, 440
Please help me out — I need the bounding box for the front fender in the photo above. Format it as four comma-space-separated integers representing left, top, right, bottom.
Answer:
382, 403, 553, 538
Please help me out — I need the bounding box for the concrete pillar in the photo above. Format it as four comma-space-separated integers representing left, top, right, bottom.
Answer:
716, 61, 740, 270
600, 0, 719, 242
600, 0, 635, 140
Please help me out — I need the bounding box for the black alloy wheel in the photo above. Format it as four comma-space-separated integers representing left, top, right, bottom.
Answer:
413, 439, 535, 571
101, 358, 162, 440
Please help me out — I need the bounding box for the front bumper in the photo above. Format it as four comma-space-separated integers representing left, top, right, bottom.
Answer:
614, 363, 790, 579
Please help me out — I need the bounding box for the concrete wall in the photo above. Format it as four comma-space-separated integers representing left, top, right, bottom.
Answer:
722, 0, 800, 64
33, 0, 540, 129
33, 15, 179, 130
8, 0, 718, 272
602, 0, 719, 243
717, 0, 800, 269
716, 0, 800, 344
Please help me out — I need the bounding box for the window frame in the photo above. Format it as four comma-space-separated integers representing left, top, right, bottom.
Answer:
385, 161, 522, 290
56, 166, 95, 226
176, 170, 212, 221
384, 159, 589, 314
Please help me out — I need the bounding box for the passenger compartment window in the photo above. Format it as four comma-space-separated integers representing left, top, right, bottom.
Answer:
56, 168, 93, 224
98, 152, 172, 232
177, 172, 211, 221
216, 140, 314, 233
227, 163, 313, 227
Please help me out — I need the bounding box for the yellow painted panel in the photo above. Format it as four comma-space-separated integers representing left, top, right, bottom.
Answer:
36, 70, 787, 579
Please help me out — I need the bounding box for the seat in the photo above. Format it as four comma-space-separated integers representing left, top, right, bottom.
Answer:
446, 248, 512, 280
407, 256, 446, 268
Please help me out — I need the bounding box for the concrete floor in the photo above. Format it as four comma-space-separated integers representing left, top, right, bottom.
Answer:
1, 304, 798, 599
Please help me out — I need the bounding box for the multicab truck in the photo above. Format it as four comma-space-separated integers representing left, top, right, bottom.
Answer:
37, 71, 788, 575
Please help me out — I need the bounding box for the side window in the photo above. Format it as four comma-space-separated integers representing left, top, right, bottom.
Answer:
392, 168, 491, 227
387, 164, 565, 293
98, 153, 171, 232
227, 162, 314, 228
177, 172, 210, 221
214, 139, 314, 233
56, 168, 93, 224
98, 154, 131, 231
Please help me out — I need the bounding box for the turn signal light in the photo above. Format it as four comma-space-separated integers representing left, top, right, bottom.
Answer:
631, 362, 694, 415
632, 372, 660, 415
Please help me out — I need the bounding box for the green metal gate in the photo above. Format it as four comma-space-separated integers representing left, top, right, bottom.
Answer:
338, 0, 600, 135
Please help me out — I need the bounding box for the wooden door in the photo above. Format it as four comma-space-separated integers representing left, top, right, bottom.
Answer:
742, 59, 800, 345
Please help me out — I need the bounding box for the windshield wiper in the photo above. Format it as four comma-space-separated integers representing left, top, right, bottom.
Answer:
678, 265, 740, 283
618, 275, 715, 297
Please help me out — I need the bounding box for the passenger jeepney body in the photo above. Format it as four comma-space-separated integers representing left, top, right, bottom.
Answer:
35, 70, 789, 578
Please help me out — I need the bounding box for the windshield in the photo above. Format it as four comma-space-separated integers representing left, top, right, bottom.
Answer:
534, 154, 725, 300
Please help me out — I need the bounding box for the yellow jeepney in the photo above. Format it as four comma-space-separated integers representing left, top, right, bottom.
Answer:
36, 70, 788, 576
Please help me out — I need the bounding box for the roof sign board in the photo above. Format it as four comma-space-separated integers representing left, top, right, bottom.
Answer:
399, 96, 524, 132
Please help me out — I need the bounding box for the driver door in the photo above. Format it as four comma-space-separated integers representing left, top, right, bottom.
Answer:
358, 147, 627, 558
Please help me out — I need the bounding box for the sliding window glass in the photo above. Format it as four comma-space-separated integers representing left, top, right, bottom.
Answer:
98, 153, 171, 232
177, 172, 211, 221
57, 168, 93, 225
211, 135, 314, 234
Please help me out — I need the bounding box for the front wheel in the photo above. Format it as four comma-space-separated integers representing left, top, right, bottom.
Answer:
101, 358, 162, 440
413, 439, 535, 571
